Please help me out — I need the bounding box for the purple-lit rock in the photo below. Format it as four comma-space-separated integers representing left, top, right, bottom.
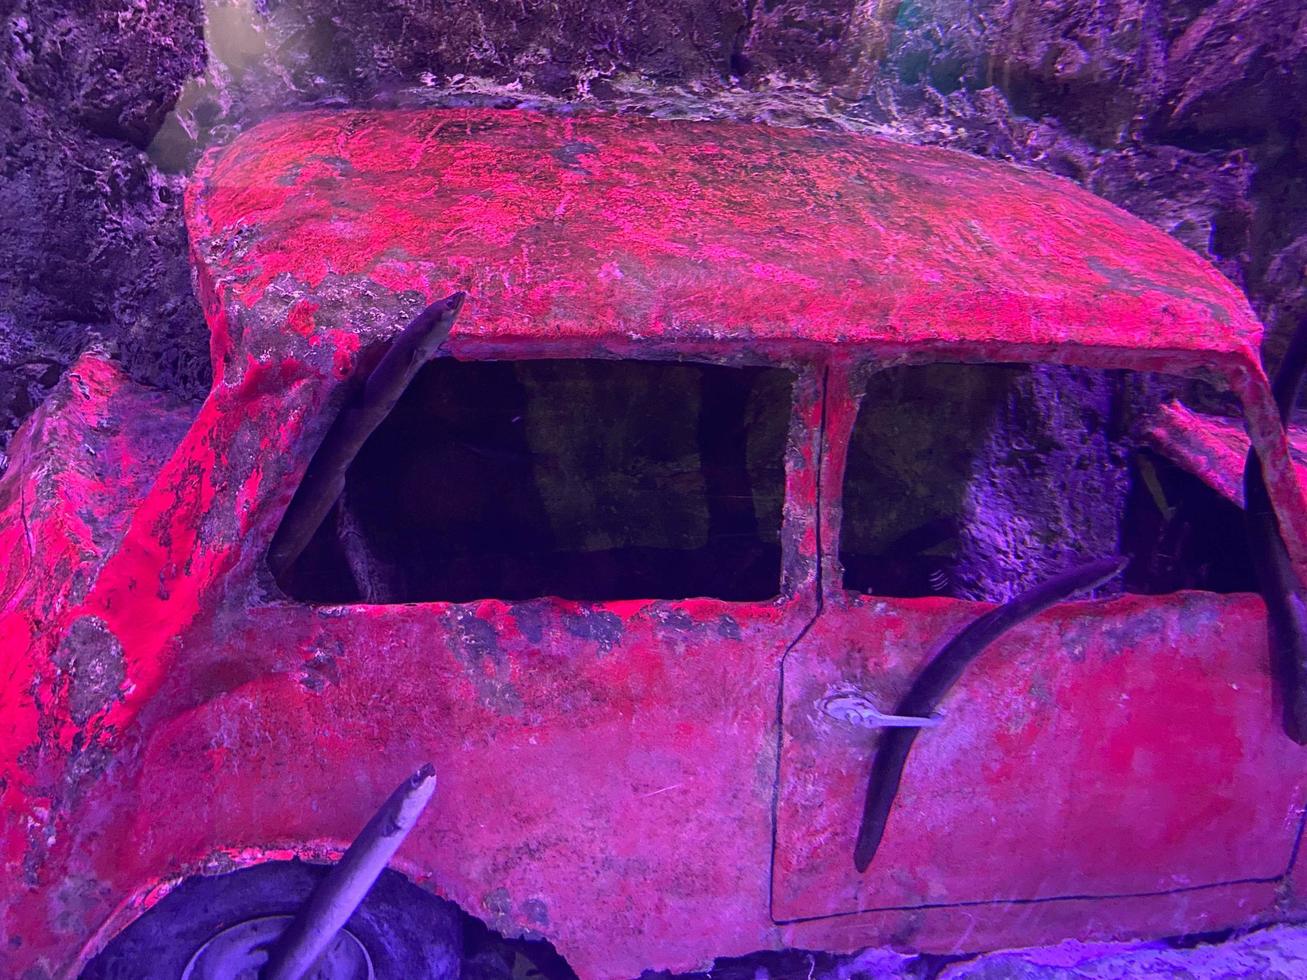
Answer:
940, 924, 1307, 978
4, 0, 1307, 468
3, 1, 1307, 972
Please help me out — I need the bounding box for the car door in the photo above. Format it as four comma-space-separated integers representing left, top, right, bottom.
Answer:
773, 360, 1307, 923
253, 351, 828, 947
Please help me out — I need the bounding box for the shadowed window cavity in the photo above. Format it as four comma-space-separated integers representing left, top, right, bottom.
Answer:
277, 359, 793, 603
839, 363, 1256, 601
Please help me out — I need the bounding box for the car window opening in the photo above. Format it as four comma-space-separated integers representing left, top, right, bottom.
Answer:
276, 359, 793, 604
839, 363, 1257, 601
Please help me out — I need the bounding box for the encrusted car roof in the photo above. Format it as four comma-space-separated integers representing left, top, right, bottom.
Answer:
188, 107, 1263, 373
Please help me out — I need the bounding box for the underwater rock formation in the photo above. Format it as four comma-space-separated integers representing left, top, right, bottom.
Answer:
1, 0, 1305, 501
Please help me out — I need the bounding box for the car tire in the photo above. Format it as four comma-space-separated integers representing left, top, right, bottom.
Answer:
80, 859, 462, 979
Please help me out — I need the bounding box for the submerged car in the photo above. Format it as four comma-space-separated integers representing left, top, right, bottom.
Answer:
2, 107, 1307, 978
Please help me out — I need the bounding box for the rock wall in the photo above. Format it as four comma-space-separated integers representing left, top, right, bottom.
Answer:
2, 0, 1305, 472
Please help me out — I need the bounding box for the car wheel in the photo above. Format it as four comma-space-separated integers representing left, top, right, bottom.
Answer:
81, 859, 462, 979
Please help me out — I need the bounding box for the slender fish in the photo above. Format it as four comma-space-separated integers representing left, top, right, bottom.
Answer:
854, 556, 1126, 872
1244, 315, 1307, 745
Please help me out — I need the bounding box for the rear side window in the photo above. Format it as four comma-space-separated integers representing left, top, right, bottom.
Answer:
839, 363, 1256, 601
277, 359, 793, 604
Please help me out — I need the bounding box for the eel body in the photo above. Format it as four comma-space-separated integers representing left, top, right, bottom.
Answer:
263, 764, 437, 980
1245, 314, 1307, 745
269, 293, 465, 579
853, 556, 1126, 873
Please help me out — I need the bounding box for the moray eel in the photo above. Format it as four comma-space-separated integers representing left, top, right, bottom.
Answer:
1244, 316, 1307, 745
269, 293, 465, 579
853, 556, 1127, 873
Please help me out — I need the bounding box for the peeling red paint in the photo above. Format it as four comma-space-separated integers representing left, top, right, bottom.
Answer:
2, 108, 1306, 979
1147, 400, 1307, 508
775, 591, 1306, 919
189, 110, 1264, 366
287, 298, 319, 338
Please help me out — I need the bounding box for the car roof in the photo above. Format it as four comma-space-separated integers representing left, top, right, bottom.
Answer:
188, 107, 1263, 375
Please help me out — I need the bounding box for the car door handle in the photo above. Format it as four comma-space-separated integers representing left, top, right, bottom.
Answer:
818, 690, 942, 729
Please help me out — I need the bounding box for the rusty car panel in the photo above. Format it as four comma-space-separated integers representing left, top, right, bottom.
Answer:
774, 591, 1307, 920
2, 108, 1306, 977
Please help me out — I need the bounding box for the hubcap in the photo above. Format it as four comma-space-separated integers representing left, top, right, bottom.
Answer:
181, 915, 374, 980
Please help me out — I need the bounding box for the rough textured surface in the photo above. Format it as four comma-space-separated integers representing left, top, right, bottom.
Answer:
4, 1, 1307, 975
187, 106, 1307, 587
188, 109, 1266, 363
1147, 401, 1307, 509
1, 330, 1301, 975
940, 923, 1307, 978
4, 107, 1307, 969
8, 0, 206, 147
776, 589, 1303, 917
0, 339, 822, 979
657, 924, 1307, 980
1, 1, 211, 469
4, 0, 1307, 473
954, 366, 1129, 601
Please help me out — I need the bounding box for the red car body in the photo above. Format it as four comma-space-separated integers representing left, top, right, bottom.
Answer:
2, 108, 1306, 978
